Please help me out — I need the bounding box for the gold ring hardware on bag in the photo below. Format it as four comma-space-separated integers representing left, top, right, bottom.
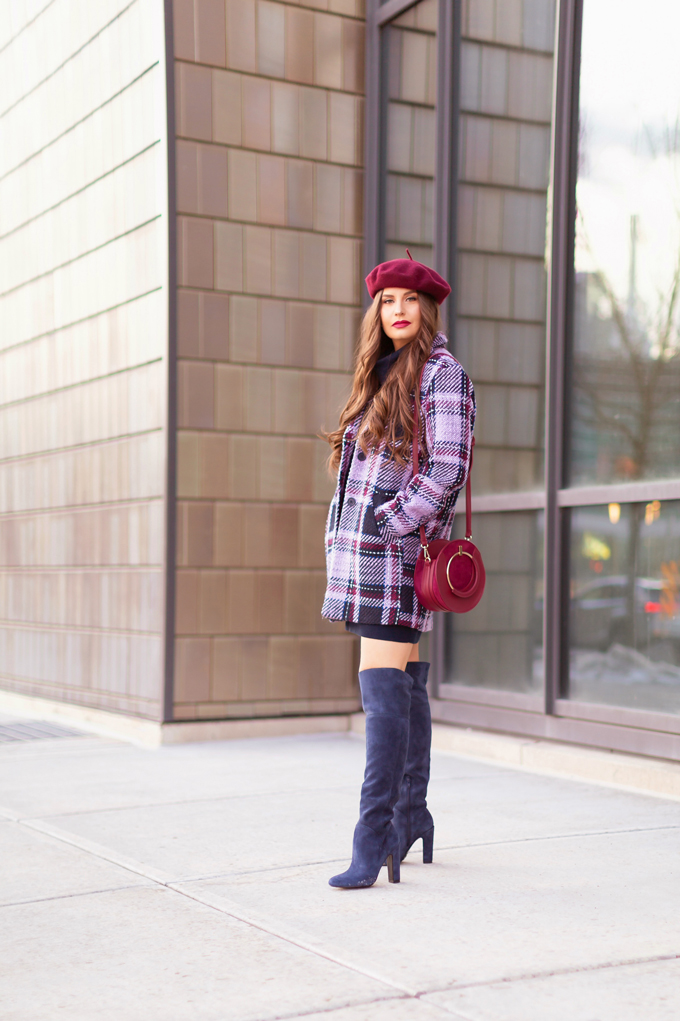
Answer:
412, 359, 485, 614
446, 546, 475, 592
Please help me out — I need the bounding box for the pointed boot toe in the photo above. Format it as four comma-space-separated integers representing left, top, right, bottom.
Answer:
329, 823, 400, 888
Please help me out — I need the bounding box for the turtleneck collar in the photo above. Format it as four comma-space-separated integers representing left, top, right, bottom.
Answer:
374, 333, 448, 385
375, 344, 406, 384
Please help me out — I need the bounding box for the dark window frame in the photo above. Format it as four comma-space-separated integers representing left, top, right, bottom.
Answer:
363, 0, 460, 332
364, 0, 460, 696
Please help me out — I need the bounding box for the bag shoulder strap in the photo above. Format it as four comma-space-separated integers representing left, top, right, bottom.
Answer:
412, 359, 474, 552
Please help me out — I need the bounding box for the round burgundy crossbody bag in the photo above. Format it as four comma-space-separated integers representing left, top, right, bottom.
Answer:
412, 365, 485, 613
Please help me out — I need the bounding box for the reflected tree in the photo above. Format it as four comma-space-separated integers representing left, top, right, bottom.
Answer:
572, 123, 680, 645
573, 221, 680, 484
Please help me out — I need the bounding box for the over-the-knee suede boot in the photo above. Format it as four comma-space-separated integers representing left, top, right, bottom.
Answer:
393, 661, 434, 863
329, 668, 413, 889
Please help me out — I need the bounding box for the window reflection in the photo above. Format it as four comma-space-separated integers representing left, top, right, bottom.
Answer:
443, 511, 544, 693
568, 501, 680, 712
569, 0, 680, 485
384, 0, 437, 266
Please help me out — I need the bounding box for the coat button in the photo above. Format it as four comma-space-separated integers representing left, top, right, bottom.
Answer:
345, 497, 356, 507
357, 450, 366, 461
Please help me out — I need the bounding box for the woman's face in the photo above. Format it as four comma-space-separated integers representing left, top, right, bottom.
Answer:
380, 288, 422, 349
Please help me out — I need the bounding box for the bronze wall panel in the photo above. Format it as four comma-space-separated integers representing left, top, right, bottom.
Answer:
172, 0, 364, 719
0, 1, 169, 718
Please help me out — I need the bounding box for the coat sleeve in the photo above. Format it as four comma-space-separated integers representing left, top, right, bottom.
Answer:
373, 358, 476, 541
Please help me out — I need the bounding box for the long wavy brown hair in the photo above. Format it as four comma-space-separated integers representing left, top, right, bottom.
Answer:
326, 290, 441, 472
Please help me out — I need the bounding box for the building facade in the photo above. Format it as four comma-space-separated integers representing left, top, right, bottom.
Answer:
1, 0, 679, 757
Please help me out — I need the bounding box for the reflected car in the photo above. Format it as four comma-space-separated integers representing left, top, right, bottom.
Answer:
570, 575, 680, 651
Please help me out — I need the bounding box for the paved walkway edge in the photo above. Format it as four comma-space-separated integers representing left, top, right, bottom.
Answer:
3, 685, 680, 803
350, 714, 680, 802
0, 689, 352, 748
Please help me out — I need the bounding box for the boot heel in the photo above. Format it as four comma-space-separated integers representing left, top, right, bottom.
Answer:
422, 827, 434, 863
386, 853, 400, 883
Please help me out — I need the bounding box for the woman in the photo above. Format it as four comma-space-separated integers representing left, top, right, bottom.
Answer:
322, 256, 476, 889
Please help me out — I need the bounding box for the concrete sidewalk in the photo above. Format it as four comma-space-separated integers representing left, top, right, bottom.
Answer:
1, 713, 680, 1020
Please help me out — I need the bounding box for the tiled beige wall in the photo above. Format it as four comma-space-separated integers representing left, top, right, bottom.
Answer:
172, 0, 364, 718
0, 1, 170, 717
456, 0, 555, 494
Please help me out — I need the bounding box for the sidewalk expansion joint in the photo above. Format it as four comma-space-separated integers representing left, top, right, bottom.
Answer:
425, 950, 680, 994
176, 859, 350, 883
11, 782, 364, 820
10, 806, 680, 1008
0, 883, 152, 910
168, 882, 418, 996
11, 814, 416, 998
434, 822, 680, 852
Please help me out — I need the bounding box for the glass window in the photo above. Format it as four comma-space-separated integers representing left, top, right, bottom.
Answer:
440, 2, 556, 699
567, 501, 680, 712
454, 0, 556, 495
443, 511, 544, 693
568, 0, 680, 486
384, 0, 438, 266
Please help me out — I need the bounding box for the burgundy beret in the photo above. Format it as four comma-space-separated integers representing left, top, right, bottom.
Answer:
365, 258, 451, 305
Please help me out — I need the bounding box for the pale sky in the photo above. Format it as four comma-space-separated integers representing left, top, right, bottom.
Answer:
575, 0, 680, 326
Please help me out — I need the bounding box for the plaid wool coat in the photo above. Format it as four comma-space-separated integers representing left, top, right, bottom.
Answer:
321, 333, 476, 633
